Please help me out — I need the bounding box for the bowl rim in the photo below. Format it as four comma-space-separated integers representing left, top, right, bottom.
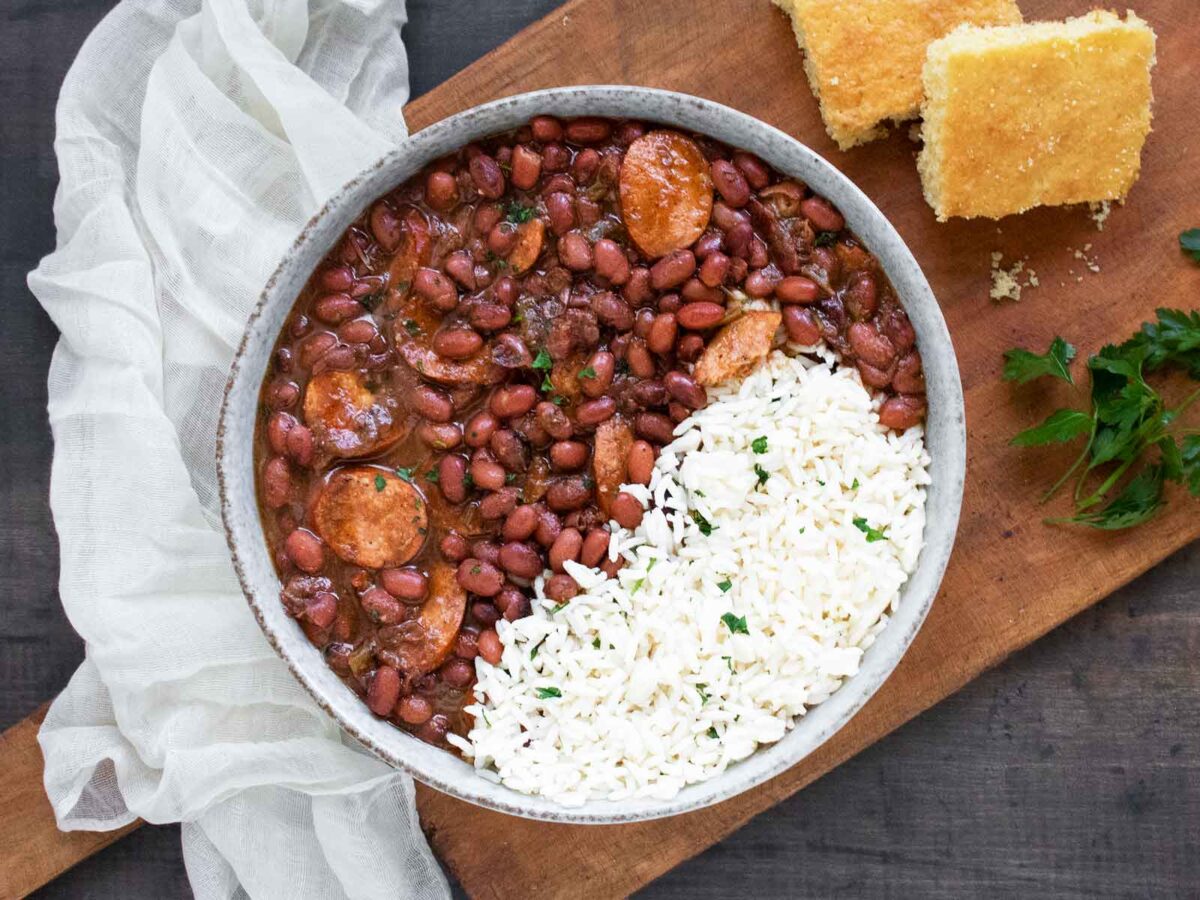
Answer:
217, 85, 966, 824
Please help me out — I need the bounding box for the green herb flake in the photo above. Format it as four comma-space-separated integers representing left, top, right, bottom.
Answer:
851, 478, 860, 490
722, 655, 734, 673
530, 637, 547, 660
470, 565, 481, 575
707, 726, 720, 739
395, 467, 415, 483
630, 578, 645, 594
852, 517, 888, 543
691, 510, 715, 536
1003, 336, 1077, 385
374, 474, 387, 492
592, 637, 602, 649
751, 435, 769, 454
1180, 228, 1200, 263
531, 348, 553, 370
541, 374, 555, 394
814, 230, 839, 247
505, 202, 536, 224
403, 319, 421, 336
579, 366, 597, 380
1011, 409, 1094, 447
717, 578, 733, 593
506, 472, 518, 484
721, 612, 749, 635
463, 472, 475, 489
696, 683, 711, 704
754, 463, 770, 487
535, 686, 562, 699
424, 468, 439, 484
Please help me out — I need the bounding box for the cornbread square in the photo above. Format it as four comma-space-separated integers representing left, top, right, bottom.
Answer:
917, 11, 1157, 221
774, 0, 1022, 150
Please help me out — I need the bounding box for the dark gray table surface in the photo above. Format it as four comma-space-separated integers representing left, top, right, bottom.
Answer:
3, 1, 1196, 897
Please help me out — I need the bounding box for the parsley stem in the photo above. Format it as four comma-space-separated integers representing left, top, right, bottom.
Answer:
1077, 455, 1138, 511
1043, 439, 1092, 502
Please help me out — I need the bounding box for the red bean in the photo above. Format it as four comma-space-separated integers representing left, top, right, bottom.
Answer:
440, 532, 470, 563
361, 587, 404, 625
776, 276, 820, 304
677, 302, 725, 330
457, 559, 504, 596
783, 306, 822, 345
710, 159, 751, 207
472, 303, 514, 336
320, 265, 355, 292
578, 528, 609, 568
313, 293, 364, 325
664, 371, 707, 409
626, 340, 655, 379
610, 492, 644, 530
490, 384, 537, 419
712, 201, 749, 231
627, 440, 656, 486
698, 252, 730, 288
564, 117, 611, 144
544, 573, 580, 603
397, 694, 433, 725
571, 148, 600, 183
800, 196, 845, 232
668, 401, 690, 424
858, 360, 893, 389
549, 527, 583, 572
477, 628, 504, 665
748, 236, 769, 269
744, 269, 775, 298
380, 567, 428, 602
732, 151, 769, 189
879, 395, 926, 431
844, 273, 878, 319
338, 318, 377, 345
490, 429, 527, 470
546, 477, 593, 511
487, 222, 519, 258
646, 313, 678, 356
848, 322, 897, 369
893, 352, 925, 394
650, 250, 697, 291
471, 540, 502, 566
537, 401, 574, 441
635, 412, 676, 444
682, 277, 723, 304
510, 144, 542, 190
724, 221, 754, 260
299, 332, 337, 367
469, 153, 505, 199
413, 267, 458, 311
658, 293, 682, 314
479, 487, 520, 520
550, 440, 589, 471
367, 666, 401, 715
417, 422, 462, 450
495, 541, 540, 580
444, 252, 477, 290
623, 267, 653, 306
676, 333, 705, 363
592, 291, 635, 330
370, 203, 402, 251
305, 592, 338, 629
534, 507, 562, 547
576, 396, 617, 426
503, 505, 539, 542
268, 380, 300, 412
426, 171, 459, 211
542, 142, 570, 172
474, 203, 502, 234
581, 350, 615, 398
530, 115, 563, 142
558, 231, 593, 271
465, 411, 499, 448
263, 457, 292, 508
593, 239, 631, 285
545, 192, 576, 236
471, 458, 508, 492
439, 455, 469, 503
441, 657, 475, 689
284, 529, 324, 573
413, 385, 453, 423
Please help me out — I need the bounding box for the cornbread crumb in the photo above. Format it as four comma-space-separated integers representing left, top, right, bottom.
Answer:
774, 0, 1022, 150
918, 11, 1157, 221
989, 252, 1038, 302
1089, 200, 1114, 231
1071, 243, 1102, 274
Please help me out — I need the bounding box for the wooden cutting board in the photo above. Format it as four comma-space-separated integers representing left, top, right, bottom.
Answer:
3, 0, 1196, 896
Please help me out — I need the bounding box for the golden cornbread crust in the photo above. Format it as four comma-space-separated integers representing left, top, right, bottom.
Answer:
775, 0, 1022, 149
918, 11, 1157, 221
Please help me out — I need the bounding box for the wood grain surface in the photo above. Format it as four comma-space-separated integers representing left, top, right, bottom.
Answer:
397, 0, 1200, 896
3, 0, 1196, 897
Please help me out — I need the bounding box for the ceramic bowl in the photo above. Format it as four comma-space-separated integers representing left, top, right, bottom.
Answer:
218, 86, 966, 824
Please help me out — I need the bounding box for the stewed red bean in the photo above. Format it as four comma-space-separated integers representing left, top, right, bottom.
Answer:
258, 114, 925, 754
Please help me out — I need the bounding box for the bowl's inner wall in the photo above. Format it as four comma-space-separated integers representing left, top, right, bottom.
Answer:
220, 87, 965, 824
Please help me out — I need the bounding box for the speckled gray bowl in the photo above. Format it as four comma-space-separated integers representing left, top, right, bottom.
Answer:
218, 86, 966, 824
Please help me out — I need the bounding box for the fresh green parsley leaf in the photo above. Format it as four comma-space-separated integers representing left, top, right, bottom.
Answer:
1003, 337, 1077, 385
424, 468, 439, 483
530, 637, 547, 660
541, 374, 554, 393
690, 510, 714, 536
481, 709, 491, 727
551, 394, 566, 406
751, 436, 769, 454
403, 319, 421, 336
707, 726, 720, 739
1010, 409, 1094, 447
531, 348, 553, 370
696, 683, 711, 704
1180, 228, 1200, 263
722, 655, 734, 673
814, 230, 839, 247
753, 463, 770, 487
463, 472, 475, 489
630, 578, 645, 594
1056, 465, 1166, 530
505, 202, 535, 224
721, 612, 749, 635
579, 366, 597, 379
395, 467, 415, 482
1181, 435, 1200, 497
851, 478, 860, 490
717, 578, 732, 593
592, 637, 602, 649
374, 474, 387, 492
535, 687, 562, 699
505, 471, 518, 484
1139, 307, 1200, 377
852, 517, 888, 542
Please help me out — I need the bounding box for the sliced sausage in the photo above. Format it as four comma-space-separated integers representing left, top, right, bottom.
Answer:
302, 370, 406, 460
619, 130, 713, 258
591, 417, 633, 516
313, 467, 428, 569
387, 563, 467, 676
693, 311, 782, 387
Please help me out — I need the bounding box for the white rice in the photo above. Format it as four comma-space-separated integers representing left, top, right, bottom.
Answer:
450, 349, 931, 805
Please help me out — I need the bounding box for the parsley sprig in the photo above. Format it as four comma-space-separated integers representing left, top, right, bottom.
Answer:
1005, 308, 1200, 529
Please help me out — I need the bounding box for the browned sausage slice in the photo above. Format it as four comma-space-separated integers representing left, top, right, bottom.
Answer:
507, 218, 545, 274
303, 370, 406, 460
313, 467, 428, 569
391, 562, 466, 676
387, 206, 432, 286
397, 340, 504, 387
619, 130, 713, 259
693, 311, 782, 386
592, 417, 633, 516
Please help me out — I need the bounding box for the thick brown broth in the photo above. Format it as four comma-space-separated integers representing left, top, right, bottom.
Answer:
254, 115, 927, 751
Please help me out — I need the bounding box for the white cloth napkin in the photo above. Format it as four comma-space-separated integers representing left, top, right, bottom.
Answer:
28, 1, 450, 896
